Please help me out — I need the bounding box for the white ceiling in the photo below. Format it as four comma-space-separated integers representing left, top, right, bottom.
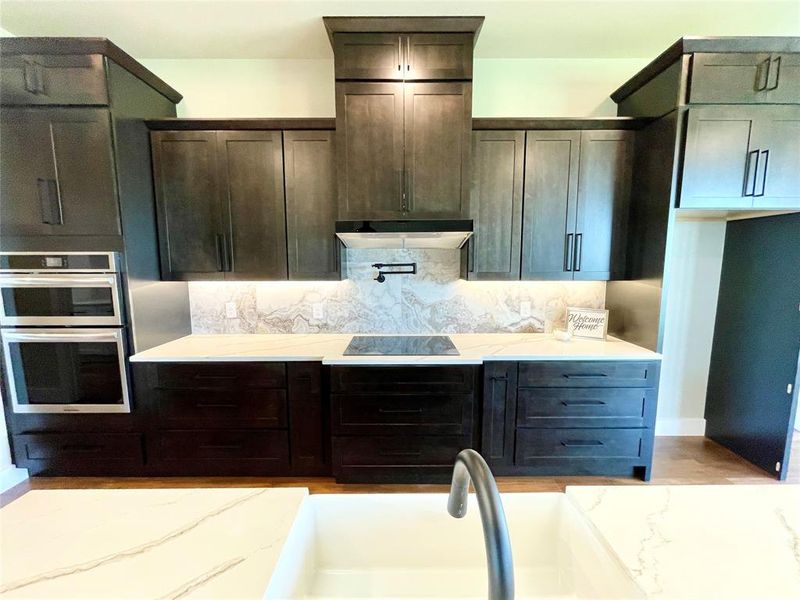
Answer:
1, 0, 799, 59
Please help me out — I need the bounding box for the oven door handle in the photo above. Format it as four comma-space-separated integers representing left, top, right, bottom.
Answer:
3, 331, 120, 342
0, 275, 116, 287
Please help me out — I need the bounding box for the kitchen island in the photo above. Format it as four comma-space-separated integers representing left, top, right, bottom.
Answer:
2, 484, 798, 599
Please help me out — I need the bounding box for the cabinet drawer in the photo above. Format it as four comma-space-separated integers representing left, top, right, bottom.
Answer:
331, 366, 476, 394
333, 435, 466, 467
0, 54, 108, 105
157, 430, 289, 462
12, 433, 143, 475
155, 389, 287, 429
517, 388, 656, 428
689, 53, 800, 105
515, 428, 644, 463
518, 361, 658, 388
331, 393, 472, 435
152, 362, 286, 390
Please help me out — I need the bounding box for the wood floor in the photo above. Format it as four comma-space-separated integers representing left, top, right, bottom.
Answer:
2, 436, 798, 507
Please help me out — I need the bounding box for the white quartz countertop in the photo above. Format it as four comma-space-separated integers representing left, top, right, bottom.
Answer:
129, 333, 661, 364
0, 488, 307, 599
567, 484, 800, 599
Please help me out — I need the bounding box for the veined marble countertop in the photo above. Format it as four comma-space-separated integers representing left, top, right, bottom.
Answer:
130, 332, 661, 364
567, 484, 800, 599
0, 488, 307, 599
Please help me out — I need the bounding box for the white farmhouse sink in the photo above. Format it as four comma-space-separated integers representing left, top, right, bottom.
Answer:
264, 493, 643, 599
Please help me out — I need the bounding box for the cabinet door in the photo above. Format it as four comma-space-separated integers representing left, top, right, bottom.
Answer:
151, 131, 224, 280
573, 130, 634, 280
336, 82, 404, 219
0, 108, 119, 238
751, 106, 800, 209
406, 33, 473, 80
333, 33, 404, 80
521, 131, 580, 280
766, 54, 800, 104
689, 53, 772, 104
681, 107, 757, 209
0, 54, 109, 106
217, 131, 287, 280
404, 82, 471, 218
480, 362, 518, 468
284, 130, 340, 280
469, 130, 524, 280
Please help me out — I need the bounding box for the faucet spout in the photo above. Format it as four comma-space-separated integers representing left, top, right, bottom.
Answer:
448, 449, 514, 600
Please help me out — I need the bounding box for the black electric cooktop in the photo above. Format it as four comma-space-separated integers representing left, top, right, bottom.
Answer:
343, 335, 460, 356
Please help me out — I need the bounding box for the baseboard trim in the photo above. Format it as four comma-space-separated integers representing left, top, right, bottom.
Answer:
655, 418, 707, 437
0, 466, 29, 494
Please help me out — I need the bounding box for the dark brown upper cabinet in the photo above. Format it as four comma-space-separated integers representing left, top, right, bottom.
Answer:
681, 105, 800, 210
0, 54, 109, 106
521, 131, 581, 281
0, 107, 120, 238
284, 130, 340, 280
152, 130, 288, 280
336, 81, 471, 220
336, 82, 405, 219
0, 38, 181, 251
218, 131, 287, 280
690, 53, 800, 105
573, 130, 633, 280
333, 33, 473, 81
403, 82, 472, 217
521, 130, 633, 281
151, 131, 224, 279
468, 130, 524, 280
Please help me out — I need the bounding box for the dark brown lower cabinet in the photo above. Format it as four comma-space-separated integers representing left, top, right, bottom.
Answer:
133, 361, 327, 476
11, 432, 144, 476
481, 360, 660, 480
330, 365, 479, 483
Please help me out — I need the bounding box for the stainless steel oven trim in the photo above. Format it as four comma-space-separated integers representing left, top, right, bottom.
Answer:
0, 252, 117, 273
0, 273, 123, 326
1, 328, 131, 414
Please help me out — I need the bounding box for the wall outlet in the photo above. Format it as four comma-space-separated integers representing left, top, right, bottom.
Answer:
225, 302, 238, 319
520, 301, 532, 317
312, 302, 325, 320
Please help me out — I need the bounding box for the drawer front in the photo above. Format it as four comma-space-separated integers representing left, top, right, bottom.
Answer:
0, 54, 109, 105
690, 53, 773, 104
515, 428, 644, 462
517, 388, 656, 428
157, 430, 289, 462
333, 435, 467, 467
332, 393, 472, 435
331, 366, 476, 394
152, 362, 286, 390
12, 433, 143, 475
518, 361, 659, 388
155, 389, 287, 429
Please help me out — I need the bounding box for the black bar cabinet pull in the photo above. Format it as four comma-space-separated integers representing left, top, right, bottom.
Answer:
743, 149, 760, 197
561, 400, 607, 406
564, 233, 574, 271
754, 149, 770, 198
215, 234, 225, 271
398, 37, 403, 71
766, 56, 782, 91
573, 233, 583, 272
23, 61, 44, 94
755, 57, 771, 91
406, 36, 411, 71
37, 178, 62, 225
561, 440, 604, 447
379, 450, 420, 457
378, 408, 423, 414
563, 373, 607, 379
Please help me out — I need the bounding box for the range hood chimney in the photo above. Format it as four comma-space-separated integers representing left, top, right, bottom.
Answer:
335, 220, 473, 250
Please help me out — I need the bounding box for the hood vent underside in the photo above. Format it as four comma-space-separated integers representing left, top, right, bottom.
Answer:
335, 220, 473, 250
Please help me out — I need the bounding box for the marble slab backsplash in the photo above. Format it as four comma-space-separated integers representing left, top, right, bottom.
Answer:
189, 249, 605, 334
